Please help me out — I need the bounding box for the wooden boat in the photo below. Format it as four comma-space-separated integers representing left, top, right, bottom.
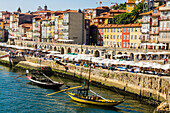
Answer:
65, 90, 123, 106
64, 58, 124, 106
47, 58, 123, 106
25, 71, 64, 89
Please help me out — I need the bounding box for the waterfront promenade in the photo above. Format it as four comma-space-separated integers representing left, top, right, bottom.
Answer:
0, 51, 169, 104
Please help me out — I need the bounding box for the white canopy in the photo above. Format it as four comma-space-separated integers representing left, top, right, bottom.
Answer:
57, 39, 74, 42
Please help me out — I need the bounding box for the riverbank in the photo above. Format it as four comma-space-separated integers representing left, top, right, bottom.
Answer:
0, 53, 169, 108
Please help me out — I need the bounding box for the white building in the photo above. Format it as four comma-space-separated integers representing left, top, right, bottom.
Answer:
159, 1, 170, 50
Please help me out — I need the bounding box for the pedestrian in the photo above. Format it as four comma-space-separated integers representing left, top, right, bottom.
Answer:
164, 59, 165, 64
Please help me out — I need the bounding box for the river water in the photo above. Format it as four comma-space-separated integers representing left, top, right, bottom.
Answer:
0, 65, 156, 113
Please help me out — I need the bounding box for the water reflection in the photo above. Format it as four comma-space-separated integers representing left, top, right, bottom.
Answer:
0, 65, 156, 113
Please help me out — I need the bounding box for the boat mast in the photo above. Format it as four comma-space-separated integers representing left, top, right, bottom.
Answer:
87, 57, 92, 90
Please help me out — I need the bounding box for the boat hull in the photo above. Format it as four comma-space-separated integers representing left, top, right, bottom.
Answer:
65, 91, 123, 106
26, 75, 63, 89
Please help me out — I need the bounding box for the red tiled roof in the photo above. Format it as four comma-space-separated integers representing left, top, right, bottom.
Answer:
98, 23, 142, 28
20, 23, 32, 28
110, 10, 126, 13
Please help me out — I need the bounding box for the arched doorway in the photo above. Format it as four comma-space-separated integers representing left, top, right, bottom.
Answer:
75, 48, 79, 53
112, 51, 115, 59
50, 46, 52, 50
94, 50, 100, 57
67, 48, 71, 53
117, 52, 122, 55
61, 47, 64, 54
35, 44, 38, 49
54, 47, 57, 51
130, 53, 134, 61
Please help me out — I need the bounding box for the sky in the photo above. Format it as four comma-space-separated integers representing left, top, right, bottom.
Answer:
0, 0, 126, 12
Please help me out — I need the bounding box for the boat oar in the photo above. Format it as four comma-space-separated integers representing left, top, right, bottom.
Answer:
46, 85, 83, 96
14, 74, 25, 79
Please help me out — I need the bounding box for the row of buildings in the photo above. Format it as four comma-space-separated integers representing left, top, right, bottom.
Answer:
0, 0, 169, 50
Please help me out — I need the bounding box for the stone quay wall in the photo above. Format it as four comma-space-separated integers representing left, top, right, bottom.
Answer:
0, 50, 169, 103
25, 57, 169, 102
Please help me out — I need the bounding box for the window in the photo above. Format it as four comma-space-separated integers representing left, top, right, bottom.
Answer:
107, 35, 109, 39
134, 43, 137, 47
123, 42, 125, 47
113, 35, 115, 39
123, 35, 126, 40
117, 35, 119, 39
135, 28, 137, 32
120, 42, 122, 47
131, 28, 133, 32
120, 35, 122, 39
107, 29, 109, 32
124, 28, 126, 32
131, 35, 133, 39
127, 35, 129, 40
105, 29, 106, 32
117, 28, 119, 32
127, 28, 129, 32
104, 35, 106, 39
107, 41, 109, 45
121, 28, 122, 32
110, 35, 112, 39
135, 35, 137, 40
117, 42, 119, 46
132, 5, 134, 7
114, 28, 115, 32
113, 42, 115, 45
101, 29, 103, 33
98, 35, 100, 39
111, 29, 113, 32
110, 42, 112, 45
131, 43, 133, 47
126, 42, 129, 47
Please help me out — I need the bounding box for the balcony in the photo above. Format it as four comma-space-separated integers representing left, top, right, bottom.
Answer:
33, 30, 40, 33
141, 28, 149, 33
159, 27, 170, 32
48, 35, 52, 38
151, 21, 158, 26
140, 19, 150, 23
149, 31, 159, 35
160, 16, 170, 20
62, 22, 69, 26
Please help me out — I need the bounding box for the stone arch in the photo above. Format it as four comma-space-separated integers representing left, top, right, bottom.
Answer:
124, 52, 127, 54
94, 50, 100, 57
61, 47, 64, 54
67, 48, 71, 53
44, 45, 47, 49
54, 47, 57, 51
35, 44, 38, 49
130, 53, 134, 61
75, 48, 79, 53
117, 52, 122, 55
112, 51, 115, 59
50, 46, 52, 50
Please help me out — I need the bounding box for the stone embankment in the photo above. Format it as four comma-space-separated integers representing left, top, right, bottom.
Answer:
0, 52, 170, 109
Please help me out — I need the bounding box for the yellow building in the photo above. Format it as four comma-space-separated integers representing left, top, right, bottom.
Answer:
98, 23, 142, 49
0, 19, 4, 29
128, 24, 142, 48
126, 0, 143, 13
0, 19, 4, 40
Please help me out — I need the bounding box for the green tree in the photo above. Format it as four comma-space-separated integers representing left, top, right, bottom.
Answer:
112, 3, 143, 24
118, 3, 126, 10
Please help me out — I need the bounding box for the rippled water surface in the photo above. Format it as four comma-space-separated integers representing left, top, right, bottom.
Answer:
0, 65, 156, 113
